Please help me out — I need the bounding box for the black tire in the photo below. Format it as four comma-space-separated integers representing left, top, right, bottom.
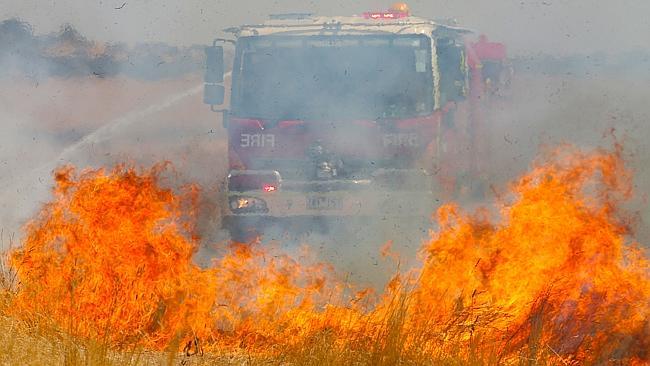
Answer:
228, 226, 259, 243
223, 216, 261, 243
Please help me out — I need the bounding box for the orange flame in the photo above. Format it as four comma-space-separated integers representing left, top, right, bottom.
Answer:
7, 146, 650, 363
9, 164, 215, 346
406, 145, 649, 362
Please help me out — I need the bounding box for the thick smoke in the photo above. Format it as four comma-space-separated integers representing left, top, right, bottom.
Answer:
217, 30, 650, 287
1, 9, 649, 281
0, 18, 205, 80
0, 18, 228, 251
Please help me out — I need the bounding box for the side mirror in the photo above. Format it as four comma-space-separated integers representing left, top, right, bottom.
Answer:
205, 46, 224, 83
204, 84, 225, 105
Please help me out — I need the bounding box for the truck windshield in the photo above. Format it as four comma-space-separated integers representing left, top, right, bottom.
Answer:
231, 35, 433, 121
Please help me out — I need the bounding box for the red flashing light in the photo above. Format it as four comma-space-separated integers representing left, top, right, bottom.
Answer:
263, 184, 277, 192
363, 11, 409, 19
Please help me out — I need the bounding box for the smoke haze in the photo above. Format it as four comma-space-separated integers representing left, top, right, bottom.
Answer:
1, 2, 649, 281
3, 0, 650, 55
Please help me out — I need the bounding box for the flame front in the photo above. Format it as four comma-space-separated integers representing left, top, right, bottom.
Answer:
7, 146, 650, 364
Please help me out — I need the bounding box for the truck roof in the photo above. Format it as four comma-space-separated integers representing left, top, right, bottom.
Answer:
227, 13, 472, 38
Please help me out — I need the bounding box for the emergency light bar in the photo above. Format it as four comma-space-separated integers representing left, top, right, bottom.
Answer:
363, 11, 409, 19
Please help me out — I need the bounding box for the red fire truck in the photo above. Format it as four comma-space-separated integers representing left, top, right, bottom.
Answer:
204, 4, 509, 241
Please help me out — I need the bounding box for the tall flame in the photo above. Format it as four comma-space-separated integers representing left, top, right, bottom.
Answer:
405, 145, 649, 363
7, 146, 650, 364
8, 164, 215, 347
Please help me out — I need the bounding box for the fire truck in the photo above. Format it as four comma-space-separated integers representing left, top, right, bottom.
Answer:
203, 4, 509, 241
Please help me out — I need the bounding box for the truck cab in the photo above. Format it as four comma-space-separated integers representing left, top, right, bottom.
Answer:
204, 7, 505, 242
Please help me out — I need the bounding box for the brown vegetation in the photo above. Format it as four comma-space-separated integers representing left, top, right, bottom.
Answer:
1, 146, 648, 365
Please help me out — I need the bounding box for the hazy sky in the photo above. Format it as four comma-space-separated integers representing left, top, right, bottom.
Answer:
2, 0, 650, 55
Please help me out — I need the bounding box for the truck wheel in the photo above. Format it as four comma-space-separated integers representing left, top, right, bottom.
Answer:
223, 217, 261, 243
228, 227, 259, 243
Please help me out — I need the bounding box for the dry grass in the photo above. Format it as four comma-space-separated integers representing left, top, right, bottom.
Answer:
0, 298, 242, 366
0, 234, 227, 366
0, 228, 619, 366
0, 267, 545, 366
0, 273, 555, 366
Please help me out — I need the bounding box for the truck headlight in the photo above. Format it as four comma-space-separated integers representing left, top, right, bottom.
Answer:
229, 196, 268, 213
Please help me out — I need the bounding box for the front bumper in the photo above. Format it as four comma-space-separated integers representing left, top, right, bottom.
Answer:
227, 184, 438, 218
222, 214, 361, 236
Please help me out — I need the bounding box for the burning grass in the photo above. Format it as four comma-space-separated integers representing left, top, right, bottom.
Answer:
2, 146, 649, 365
